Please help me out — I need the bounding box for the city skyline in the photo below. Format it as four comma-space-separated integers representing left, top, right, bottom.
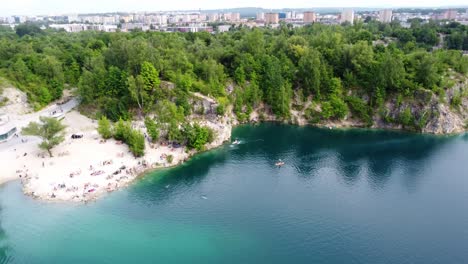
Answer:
2, 0, 468, 16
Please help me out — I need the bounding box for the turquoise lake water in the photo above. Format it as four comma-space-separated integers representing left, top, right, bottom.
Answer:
1, 124, 468, 263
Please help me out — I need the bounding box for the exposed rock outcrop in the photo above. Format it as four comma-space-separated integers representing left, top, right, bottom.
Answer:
243, 77, 468, 135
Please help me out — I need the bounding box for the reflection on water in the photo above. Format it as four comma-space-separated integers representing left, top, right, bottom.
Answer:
129, 148, 229, 205
0, 206, 12, 264
0, 124, 467, 264
230, 124, 454, 192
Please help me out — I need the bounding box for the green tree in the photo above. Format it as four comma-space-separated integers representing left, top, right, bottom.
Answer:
298, 49, 322, 96
260, 55, 291, 118
106, 66, 128, 98
113, 118, 132, 141
21, 117, 66, 157
183, 123, 215, 151
377, 51, 405, 92
216, 97, 229, 116
416, 55, 441, 89
128, 130, 145, 157
399, 107, 413, 127
140, 61, 161, 110
144, 117, 159, 143
155, 100, 185, 124
167, 120, 182, 143
11, 58, 31, 84
127, 75, 146, 110
321, 78, 349, 120
97, 116, 113, 139
15, 23, 43, 37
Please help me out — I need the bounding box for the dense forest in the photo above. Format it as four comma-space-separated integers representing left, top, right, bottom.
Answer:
1, 20, 467, 135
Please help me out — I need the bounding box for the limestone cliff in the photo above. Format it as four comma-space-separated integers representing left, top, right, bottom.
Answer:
243, 77, 468, 135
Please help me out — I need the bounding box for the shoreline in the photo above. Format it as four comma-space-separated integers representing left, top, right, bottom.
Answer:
0, 110, 232, 202
245, 118, 466, 137
1, 111, 464, 203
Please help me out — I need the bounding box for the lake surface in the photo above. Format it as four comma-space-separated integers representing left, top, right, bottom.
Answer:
1, 124, 468, 264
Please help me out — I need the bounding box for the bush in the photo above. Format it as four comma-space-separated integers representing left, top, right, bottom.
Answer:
382, 108, 395, 124
320, 97, 349, 120
166, 155, 174, 164
207, 127, 215, 143
416, 111, 429, 131
216, 104, 226, 115
305, 107, 321, 124
128, 130, 145, 157
451, 93, 462, 109
184, 123, 215, 151
321, 101, 334, 119
399, 107, 413, 127
97, 116, 113, 139
175, 91, 191, 116
0, 97, 8, 107
107, 119, 145, 157
167, 120, 183, 143
144, 117, 159, 143
114, 118, 132, 142
216, 97, 229, 116
330, 97, 349, 119
106, 118, 146, 157
345, 96, 372, 126
236, 112, 248, 123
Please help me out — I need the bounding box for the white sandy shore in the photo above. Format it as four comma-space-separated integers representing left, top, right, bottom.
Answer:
0, 110, 232, 202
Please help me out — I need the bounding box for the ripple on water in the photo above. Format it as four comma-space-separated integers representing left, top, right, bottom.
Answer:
0, 125, 468, 263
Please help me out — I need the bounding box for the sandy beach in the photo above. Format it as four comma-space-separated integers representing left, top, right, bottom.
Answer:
0, 109, 232, 202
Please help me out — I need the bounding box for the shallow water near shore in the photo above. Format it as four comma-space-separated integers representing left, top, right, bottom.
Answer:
1, 124, 468, 263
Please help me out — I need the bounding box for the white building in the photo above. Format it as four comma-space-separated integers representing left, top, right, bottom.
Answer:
303, 11, 317, 23
256, 12, 265, 21
229, 13, 240, 22
0, 114, 17, 143
18, 16, 28, 23
88, 24, 118, 32
102, 16, 116, 25
218, 25, 231, 33
265, 13, 279, 24
444, 9, 457, 20
207, 13, 219, 22
120, 15, 133, 23
153, 15, 168, 25
49, 24, 86, 32
121, 23, 149, 32
67, 14, 79, 23
379, 9, 393, 23
341, 9, 354, 24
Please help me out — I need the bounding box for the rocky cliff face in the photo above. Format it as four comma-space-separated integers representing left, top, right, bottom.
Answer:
426, 78, 468, 134
422, 103, 466, 134
376, 79, 468, 134
243, 78, 468, 135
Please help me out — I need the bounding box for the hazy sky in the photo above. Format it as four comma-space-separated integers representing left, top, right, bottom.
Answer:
2, 0, 467, 16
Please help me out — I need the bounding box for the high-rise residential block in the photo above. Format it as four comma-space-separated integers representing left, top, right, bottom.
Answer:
378, 9, 392, 23
303, 11, 316, 23
341, 9, 354, 24
265, 13, 279, 24
444, 9, 457, 20
256, 12, 265, 21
